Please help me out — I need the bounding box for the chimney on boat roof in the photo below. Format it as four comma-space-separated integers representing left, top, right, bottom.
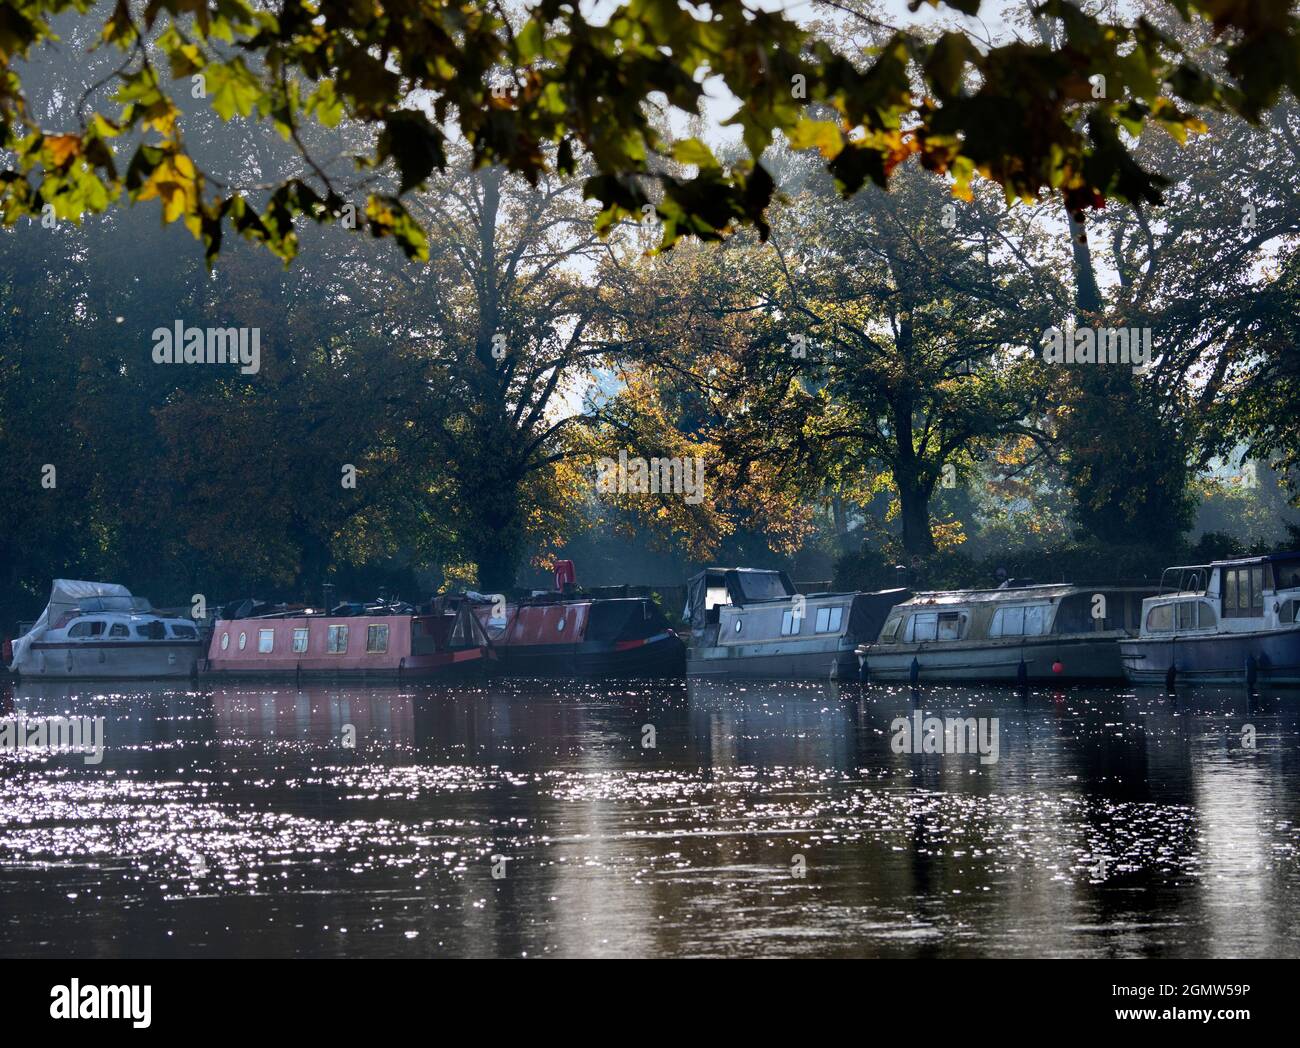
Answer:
554, 559, 577, 593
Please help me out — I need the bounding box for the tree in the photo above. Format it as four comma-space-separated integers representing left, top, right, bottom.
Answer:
1, 0, 1298, 262
1021, 0, 1300, 538
626, 148, 1064, 556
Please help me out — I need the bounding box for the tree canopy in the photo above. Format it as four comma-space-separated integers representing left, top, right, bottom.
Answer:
3, 0, 1300, 262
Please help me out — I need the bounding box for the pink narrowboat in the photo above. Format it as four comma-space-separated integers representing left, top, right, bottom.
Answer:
202, 602, 491, 680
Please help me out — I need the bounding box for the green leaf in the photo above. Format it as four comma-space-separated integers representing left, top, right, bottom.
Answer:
380, 111, 448, 193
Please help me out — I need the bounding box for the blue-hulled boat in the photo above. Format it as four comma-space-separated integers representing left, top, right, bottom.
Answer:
1120, 552, 1300, 686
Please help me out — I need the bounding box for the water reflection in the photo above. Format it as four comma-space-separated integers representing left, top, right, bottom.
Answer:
1, 677, 1298, 957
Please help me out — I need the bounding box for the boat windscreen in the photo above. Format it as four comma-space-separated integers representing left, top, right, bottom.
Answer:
78, 595, 151, 613
733, 572, 793, 602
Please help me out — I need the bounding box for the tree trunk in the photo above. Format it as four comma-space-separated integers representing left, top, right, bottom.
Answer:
898, 480, 936, 556
473, 537, 522, 594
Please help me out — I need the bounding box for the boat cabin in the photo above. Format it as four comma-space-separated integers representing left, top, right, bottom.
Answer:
685, 567, 908, 678
875, 584, 1148, 647
1138, 553, 1300, 637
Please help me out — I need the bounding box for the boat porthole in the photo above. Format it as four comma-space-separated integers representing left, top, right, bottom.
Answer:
221, 632, 230, 651
238, 632, 247, 651
735, 620, 742, 633
556, 618, 566, 632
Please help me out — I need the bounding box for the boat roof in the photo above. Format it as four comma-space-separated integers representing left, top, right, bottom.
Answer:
899, 583, 1147, 607
689, 567, 787, 579
1200, 550, 1300, 568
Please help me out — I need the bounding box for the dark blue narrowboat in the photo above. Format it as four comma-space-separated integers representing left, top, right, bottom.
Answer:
1120, 552, 1300, 686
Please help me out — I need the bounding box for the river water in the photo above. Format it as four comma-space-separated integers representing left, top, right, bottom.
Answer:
1, 678, 1298, 958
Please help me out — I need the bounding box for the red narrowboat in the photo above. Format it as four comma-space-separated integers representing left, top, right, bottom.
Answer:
202, 601, 490, 680
468, 595, 686, 677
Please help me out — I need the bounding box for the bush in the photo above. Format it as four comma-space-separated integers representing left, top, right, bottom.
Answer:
834, 539, 1209, 593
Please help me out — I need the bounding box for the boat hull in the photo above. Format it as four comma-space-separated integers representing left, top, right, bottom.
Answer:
490, 632, 686, 677
14, 640, 202, 680
201, 647, 489, 680
860, 634, 1128, 683
687, 642, 857, 680
1121, 625, 1300, 685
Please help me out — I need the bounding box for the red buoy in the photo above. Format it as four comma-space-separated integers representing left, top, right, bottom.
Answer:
1052, 661, 1064, 674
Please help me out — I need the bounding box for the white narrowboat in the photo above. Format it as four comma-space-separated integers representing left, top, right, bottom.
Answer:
685, 567, 907, 679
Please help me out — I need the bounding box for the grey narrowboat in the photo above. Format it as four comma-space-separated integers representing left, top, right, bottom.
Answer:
856, 582, 1154, 683
1120, 553, 1300, 686
685, 567, 907, 679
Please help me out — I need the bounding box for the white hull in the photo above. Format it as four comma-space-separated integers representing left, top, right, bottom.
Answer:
15, 642, 201, 680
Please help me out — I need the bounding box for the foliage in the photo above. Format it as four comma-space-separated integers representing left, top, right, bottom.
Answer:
2, 1, 1300, 260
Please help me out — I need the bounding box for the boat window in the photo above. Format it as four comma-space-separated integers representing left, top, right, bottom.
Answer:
734, 619, 743, 633
136, 620, 166, 639
781, 610, 801, 636
238, 631, 247, 650
1279, 599, 1297, 624
1177, 601, 1196, 631
815, 607, 844, 633
1023, 605, 1047, 637
908, 612, 938, 642
990, 606, 1025, 638
879, 616, 903, 643
220, 632, 230, 651
937, 611, 965, 641
170, 624, 197, 639
367, 624, 389, 653
109, 623, 130, 638
292, 628, 309, 653
1224, 566, 1265, 617
258, 628, 275, 653
68, 620, 105, 638
1199, 601, 1217, 628
1146, 603, 1174, 632
327, 625, 349, 653
556, 618, 566, 632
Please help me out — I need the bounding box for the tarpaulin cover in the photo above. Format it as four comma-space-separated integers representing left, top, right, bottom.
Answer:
8, 580, 133, 671
585, 599, 669, 643
685, 569, 796, 629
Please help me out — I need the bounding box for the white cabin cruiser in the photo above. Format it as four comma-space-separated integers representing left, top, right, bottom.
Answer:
7, 580, 203, 680
1120, 553, 1300, 686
